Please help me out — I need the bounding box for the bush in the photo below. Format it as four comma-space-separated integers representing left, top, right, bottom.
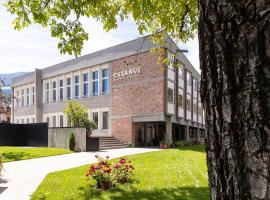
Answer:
86, 155, 134, 190
68, 133, 76, 151
176, 140, 190, 147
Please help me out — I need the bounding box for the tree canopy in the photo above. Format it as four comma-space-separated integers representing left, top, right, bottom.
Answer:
4, 0, 198, 56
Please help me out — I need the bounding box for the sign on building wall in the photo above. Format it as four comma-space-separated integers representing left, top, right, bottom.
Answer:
113, 68, 142, 80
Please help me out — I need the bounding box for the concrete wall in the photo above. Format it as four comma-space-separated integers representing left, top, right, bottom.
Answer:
48, 127, 86, 151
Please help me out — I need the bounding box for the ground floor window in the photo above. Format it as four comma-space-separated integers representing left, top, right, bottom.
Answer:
103, 112, 108, 129
60, 115, 63, 127
93, 112, 98, 129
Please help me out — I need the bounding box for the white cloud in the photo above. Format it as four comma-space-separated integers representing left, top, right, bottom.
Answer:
0, 5, 199, 74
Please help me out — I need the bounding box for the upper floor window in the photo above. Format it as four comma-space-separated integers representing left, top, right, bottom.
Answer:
74, 75, 80, 98
92, 71, 99, 96
178, 65, 183, 79
67, 77, 71, 99
45, 83, 49, 103
32, 87, 35, 105
187, 99, 191, 111
167, 88, 174, 103
21, 89, 24, 106
26, 88, 30, 106
193, 79, 197, 91
59, 80, 63, 101
52, 81, 56, 102
102, 69, 109, 94
16, 90, 19, 107
187, 72, 192, 86
167, 52, 175, 70
178, 94, 183, 107
83, 73, 89, 97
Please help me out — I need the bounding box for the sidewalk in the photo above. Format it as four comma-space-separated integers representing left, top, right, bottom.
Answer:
0, 148, 160, 200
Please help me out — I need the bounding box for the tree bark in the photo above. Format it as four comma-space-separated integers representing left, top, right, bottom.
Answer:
198, 1, 270, 199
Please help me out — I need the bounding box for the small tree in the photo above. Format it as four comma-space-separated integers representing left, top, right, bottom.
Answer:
64, 101, 96, 136
68, 133, 76, 151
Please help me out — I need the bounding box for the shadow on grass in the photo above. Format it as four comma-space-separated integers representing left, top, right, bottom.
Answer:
175, 145, 206, 153
79, 184, 210, 200
2, 152, 29, 161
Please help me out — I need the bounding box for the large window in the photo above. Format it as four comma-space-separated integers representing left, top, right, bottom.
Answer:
92, 71, 99, 96
53, 116, 56, 127
83, 73, 89, 97
93, 112, 98, 129
74, 75, 80, 98
21, 89, 24, 106
32, 87, 35, 105
52, 81, 56, 102
167, 88, 174, 103
193, 79, 197, 91
178, 94, 183, 107
26, 88, 30, 106
16, 90, 19, 107
187, 72, 192, 86
103, 111, 108, 129
60, 115, 63, 127
46, 117, 50, 127
187, 99, 191, 111
67, 78, 71, 99
45, 83, 49, 103
179, 65, 183, 78
102, 69, 109, 94
59, 79, 63, 101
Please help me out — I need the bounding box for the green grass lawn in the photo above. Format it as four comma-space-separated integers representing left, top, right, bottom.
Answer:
31, 145, 209, 200
0, 147, 71, 162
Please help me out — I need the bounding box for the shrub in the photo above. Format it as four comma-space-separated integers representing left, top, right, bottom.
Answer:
68, 133, 76, 151
113, 157, 134, 184
176, 140, 189, 147
86, 155, 135, 190
86, 155, 114, 190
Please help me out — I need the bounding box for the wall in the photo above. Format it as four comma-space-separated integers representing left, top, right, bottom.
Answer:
111, 50, 166, 143
0, 123, 48, 146
48, 127, 86, 151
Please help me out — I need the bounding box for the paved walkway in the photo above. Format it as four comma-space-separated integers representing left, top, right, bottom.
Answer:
0, 148, 160, 200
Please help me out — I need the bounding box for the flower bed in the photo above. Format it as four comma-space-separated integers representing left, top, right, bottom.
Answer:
86, 155, 134, 190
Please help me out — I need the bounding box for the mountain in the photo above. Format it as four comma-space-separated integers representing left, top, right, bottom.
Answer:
0, 72, 28, 86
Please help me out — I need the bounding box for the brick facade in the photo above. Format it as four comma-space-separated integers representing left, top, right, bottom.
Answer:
111, 50, 166, 143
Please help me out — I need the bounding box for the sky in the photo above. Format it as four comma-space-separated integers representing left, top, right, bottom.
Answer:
0, 4, 200, 74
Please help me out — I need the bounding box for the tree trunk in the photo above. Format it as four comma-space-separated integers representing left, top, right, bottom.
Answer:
198, 1, 270, 199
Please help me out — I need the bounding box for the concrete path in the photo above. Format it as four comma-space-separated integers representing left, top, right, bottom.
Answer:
0, 148, 160, 200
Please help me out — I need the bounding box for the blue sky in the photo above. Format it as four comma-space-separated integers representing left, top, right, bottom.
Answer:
0, 4, 200, 74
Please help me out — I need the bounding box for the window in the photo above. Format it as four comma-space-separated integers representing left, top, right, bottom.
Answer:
93, 112, 98, 129
60, 115, 63, 127
187, 99, 191, 111
83, 73, 89, 97
52, 81, 56, 102
167, 52, 174, 70
32, 87, 35, 104
179, 65, 183, 78
102, 69, 109, 94
167, 88, 174, 103
67, 78, 71, 99
74, 75, 80, 98
103, 112, 109, 129
21, 89, 24, 106
193, 103, 197, 113
59, 80, 63, 101
178, 94, 183, 107
193, 79, 197, 91
46, 117, 50, 127
45, 83, 49, 103
93, 71, 99, 96
53, 116, 56, 127
187, 72, 192, 86
16, 119, 19, 124
16, 90, 19, 107
32, 117, 35, 123
26, 88, 30, 106
27, 118, 29, 124
21, 119, 24, 124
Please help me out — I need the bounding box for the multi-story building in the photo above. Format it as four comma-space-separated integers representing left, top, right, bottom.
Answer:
11, 35, 205, 146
